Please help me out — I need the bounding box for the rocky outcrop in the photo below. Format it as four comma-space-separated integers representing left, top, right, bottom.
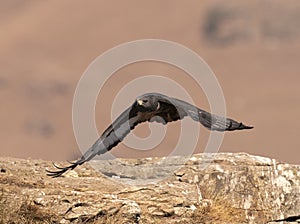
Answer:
0, 153, 299, 223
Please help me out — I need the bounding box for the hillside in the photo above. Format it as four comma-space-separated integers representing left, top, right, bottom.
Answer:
0, 153, 299, 223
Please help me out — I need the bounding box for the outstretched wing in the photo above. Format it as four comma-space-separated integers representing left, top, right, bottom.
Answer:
47, 93, 253, 177
47, 103, 146, 177
152, 94, 253, 131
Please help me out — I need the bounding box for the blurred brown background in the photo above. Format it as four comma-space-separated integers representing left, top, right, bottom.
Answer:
0, 1, 299, 164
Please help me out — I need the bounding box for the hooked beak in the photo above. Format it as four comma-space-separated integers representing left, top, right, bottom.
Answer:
137, 99, 144, 105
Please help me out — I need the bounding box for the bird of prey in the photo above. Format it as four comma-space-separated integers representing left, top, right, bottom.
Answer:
47, 92, 253, 177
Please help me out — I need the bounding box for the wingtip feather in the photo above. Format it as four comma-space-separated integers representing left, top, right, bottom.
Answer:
240, 123, 254, 130
46, 161, 78, 178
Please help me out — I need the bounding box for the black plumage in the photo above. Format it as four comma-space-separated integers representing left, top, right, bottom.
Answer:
47, 93, 253, 177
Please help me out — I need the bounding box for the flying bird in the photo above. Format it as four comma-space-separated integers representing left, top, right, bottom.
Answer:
47, 93, 253, 177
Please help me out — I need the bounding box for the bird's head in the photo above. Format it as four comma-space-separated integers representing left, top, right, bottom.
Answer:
136, 94, 160, 112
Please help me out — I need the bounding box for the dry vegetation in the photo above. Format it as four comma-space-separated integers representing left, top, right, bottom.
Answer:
0, 190, 55, 224
0, 157, 247, 224
1, 154, 299, 223
0, 188, 245, 224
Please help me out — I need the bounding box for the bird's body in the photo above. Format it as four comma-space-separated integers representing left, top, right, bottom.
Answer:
47, 93, 253, 177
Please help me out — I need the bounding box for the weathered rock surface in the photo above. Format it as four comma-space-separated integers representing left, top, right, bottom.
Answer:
0, 153, 299, 223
